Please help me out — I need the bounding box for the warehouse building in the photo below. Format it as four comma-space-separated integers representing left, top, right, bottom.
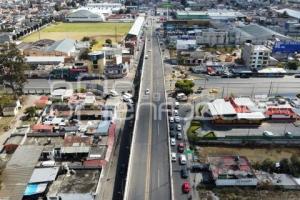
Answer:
66, 10, 105, 22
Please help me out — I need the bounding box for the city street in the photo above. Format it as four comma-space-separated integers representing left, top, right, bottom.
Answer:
125, 19, 171, 200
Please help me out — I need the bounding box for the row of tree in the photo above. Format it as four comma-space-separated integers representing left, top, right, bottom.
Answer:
253, 154, 300, 177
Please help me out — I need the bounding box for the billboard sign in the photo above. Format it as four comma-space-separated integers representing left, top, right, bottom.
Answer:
272, 41, 300, 53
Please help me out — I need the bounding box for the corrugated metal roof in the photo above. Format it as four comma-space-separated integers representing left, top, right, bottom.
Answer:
96, 120, 111, 135
128, 16, 145, 36
29, 167, 59, 183
46, 39, 76, 54
0, 145, 44, 200
61, 146, 90, 154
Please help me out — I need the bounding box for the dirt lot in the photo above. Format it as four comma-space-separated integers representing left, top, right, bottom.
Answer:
199, 187, 300, 200
198, 147, 300, 163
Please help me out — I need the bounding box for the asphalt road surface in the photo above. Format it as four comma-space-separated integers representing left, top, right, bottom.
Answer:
125, 19, 171, 200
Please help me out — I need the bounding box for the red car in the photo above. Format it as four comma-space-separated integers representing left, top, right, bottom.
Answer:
182, 181, 190, 193
178, 143, 184, 153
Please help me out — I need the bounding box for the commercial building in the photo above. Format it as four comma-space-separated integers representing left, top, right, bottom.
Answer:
66, 10, 105, 22
22, 39, 89, 58
208, 155, 258, 186
204, 97, 265, 124
233, 24, 290, 44
104, 63, 128, 79
242, 43, 271, 69
195, 28, 229, 46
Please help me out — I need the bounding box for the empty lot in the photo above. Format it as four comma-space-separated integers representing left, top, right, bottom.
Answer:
22, 22, 133, 50
199, 146, 300, 163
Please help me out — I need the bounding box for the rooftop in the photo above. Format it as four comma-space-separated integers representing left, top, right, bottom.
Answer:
47, 169, 100, 196
0, 145, 44, 200
208, 155, 256, 180
128, 16, 145, 36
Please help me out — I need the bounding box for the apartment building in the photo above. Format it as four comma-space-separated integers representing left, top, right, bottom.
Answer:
242, 43, 271, 69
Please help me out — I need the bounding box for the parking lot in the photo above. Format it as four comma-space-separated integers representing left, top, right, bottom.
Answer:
202, 121, 300, 137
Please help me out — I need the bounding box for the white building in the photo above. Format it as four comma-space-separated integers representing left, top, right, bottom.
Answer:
195, 28, 229, 46
242, 43, 271, 69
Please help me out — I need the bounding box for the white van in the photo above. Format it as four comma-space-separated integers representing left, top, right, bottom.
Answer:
180, 154, 187, 165
176, 93, 187, 101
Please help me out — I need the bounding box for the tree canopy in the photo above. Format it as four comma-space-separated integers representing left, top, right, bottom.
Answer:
175, 79, 194, 95
0, 43, 27, 96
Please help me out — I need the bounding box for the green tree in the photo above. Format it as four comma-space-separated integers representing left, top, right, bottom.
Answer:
260, 158, 275, 172
0, 43, 27, 96
286, 61, 299, 70
105, 38, 112, 45
280, 158, 291, 173
81, 36, 90, 42
175, 79, 194, 95
0, 95, 13, 114
25, 106, 37, 118
79, 48, 90, 60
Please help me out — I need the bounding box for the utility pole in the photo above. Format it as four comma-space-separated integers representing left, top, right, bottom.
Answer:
268, 81, 273, 97
115, 24, 117, 43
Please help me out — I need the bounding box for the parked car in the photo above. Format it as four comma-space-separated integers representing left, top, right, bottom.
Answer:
171, 152, 177, 162
295, 74, 300, 78
263, 131, 274, 137
174, 116, 180, 123
190, 164, 209, 172
178, 143, 184, 153
175, 101, 180, 109
170, 130, 176, 137
176, 124, 182, 131
170, 124, 175, 130
179, 154, 187, 165
181, 167, 189, 179
174, 110, 179, 116
169, 117, 174, 123
285, 131, 293, 138
171, 138, 176, 146
177, 132, 183, 140
109, 90, 119, 97
182, 181, 190, 193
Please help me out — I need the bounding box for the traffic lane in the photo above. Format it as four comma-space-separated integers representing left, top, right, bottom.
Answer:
126, 35, 153, 199
170, 120, 190, 200
149, 31, 171, 200
127, 75, 152, 199
192, 82, 300, 97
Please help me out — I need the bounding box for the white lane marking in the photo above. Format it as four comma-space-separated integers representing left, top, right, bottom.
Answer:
158, 123, 159, 136
158, 168, 160, 186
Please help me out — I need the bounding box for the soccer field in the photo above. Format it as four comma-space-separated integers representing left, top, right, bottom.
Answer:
22, 22, 133, 50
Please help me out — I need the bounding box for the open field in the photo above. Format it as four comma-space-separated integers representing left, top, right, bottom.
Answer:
0, 117, 15, 134
198, 146, 300, 163
22, 22, 133, 50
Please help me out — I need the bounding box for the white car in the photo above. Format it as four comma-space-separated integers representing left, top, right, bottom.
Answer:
177, 132, 183, 140
173, 110, 179, 116
176, 124, 182, 131
145, 88, 150, 95
175, 101, 180, 109
169, 117, 174, 123
263, 131, 274, 137
145, 54, 149, 59
148, 49, 152, 52
171, 152, 177, 162
180, 154, 187, 165
174, 116, 180, 123
109, 90, 119, 97
170, 138, 176, 146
